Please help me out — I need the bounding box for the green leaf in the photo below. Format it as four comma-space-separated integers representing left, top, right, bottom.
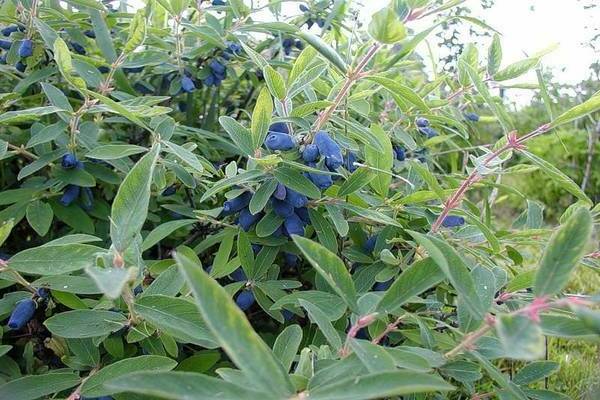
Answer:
377, 258, 445, 314
81, 355, 177, 397
364, 124, 393, 197
299, 299, 343, 351
86, 144, 147, 160
292, 235, 358, 313
53, 37, 86, 90
251, 87, 273, 149
200, 169, 265, 202
219, 116, 255, 156
308, 370, 453, 400
273, 166, 321, 199
174, 251, 295, 397
367, 76, 430, 112
0, 373, 80, 400
26, 201, 53, 236
8, 244, 102, 275
0, 219, 14, 247
163, 141, 205, 174
237, 231, 254, 276
534, 207, 592, 297
107, 371, 272, 400
110, 144, 160, 252
142, 219, 196, 251
0, 106, 64, 125
85, 266, 131, 299
550, 94, 600, 128
249, 179, 278, 215
297, 32, 348, 73
273, 324, 303, 372
494, 57, 540, 81
44, 310, 128, 338
408, 232, 486, 320
440, 361, 482, 383
133, 295, 217, 348
487, 33, 502, 75
349, 339, 396, 372
513, 361, 559, 385
263, 66, 286, 100
496, 314, 545, 360
124, 10, 146, 53
368, 7, 407, 44
458, 44, 479, 87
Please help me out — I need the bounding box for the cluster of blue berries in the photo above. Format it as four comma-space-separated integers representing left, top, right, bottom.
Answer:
299, 4, 329, 29
181, 42, 240, 93
281, 37, 303, 56
415, 117, 438, 139
59, 153, 93, 210
0, 25, 31, 72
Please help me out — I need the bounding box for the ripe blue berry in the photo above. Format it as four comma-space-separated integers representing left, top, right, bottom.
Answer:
8, 299, 36, 330
265, 132, 295, 151
415, 117, 430, 128
295, 40, 304, 50
364, 235, 377, 253
283, 212, 304, 237
282, 38, 293, 49
252, 244, 262, 254
98, 66, 110, 73
230, 267, 247, 282
238, 207, 261, 231
269, 122, 290, 135
70, 42, 86, 55
124, 66, 144, 73
284, 252, 298, 268
162, 185, 177, 196
235, 290, 255, 311
373, 279, 392, 291
344, 152, 358, 172
393, 146, 405, 161
221, 192, 251, 216
61, 153, 78, 169
295, 206, 310, 224
302, 144, 319, 162
181, 75, 196, 93
274, 183, 287, 200
0, 54, 6, 65
285, 188, 308, 208
316, 18, 325, 28
209, 59, 226, 76
272, 198, 294, 218
1, 26, 19, 36
441, 215, 465, 228
306, 19, 314, 29
306, 166, 332, 190
15, 61, 26, 72
0, 39, 12, 50
314, 131, 343, 170
84, 30, 96, 38
419, 126, 438, 138
36, 288, 49, 299
225, 41, 242, 56
212, 0, 226, 5
299, 4, 309, 12
60, 185, 80, 206
133, 285, 143, 295
465, 112, 480, 122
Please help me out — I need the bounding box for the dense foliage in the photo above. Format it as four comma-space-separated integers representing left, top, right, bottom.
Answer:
0, 0, 599, 399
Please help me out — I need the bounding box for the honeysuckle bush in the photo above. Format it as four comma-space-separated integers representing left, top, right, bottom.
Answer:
0, 0, 599, 399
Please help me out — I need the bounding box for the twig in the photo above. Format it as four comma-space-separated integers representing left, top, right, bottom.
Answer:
340, 313, 378, 357
371, 316, 404, 344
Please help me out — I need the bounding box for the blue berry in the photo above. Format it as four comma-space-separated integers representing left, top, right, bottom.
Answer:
274, 183, 287, 200
272, 198, 294, 218
282, 38, 293, 49
1, 26, 19, 36
284, 188, 308, 208
84, 29, 96, 38
415, 117, 430, 128
393, 146, 405, 161
209, 59, 226, 76
295, 40, 304, 50
235, 290, 255, 311
70, 42, 86, 55
441, 215, 465, 228
133, 285, 143, 295
373, 279, 393, 291
345, 152, 358, 172
316, 18, 325, 28
238, 207, 261, 231
465, 112, 479, 122
98, 66, 110, 73
295, 206, 310, 224
124, 66, 144, 73
0, 54, 6, 64
15, 61, 26, 72
60, 185, 80, 206
364, 235, 377, 253
8, 299, 36, 330
36, 288, 49, 299
181, 75, 196, 93
284, 252, 298, 268
302, 144, 319, 162
299, 4, 309, 12
314, 131, 343, 170
230, 267, 247, 282
225, 41, 242, 55
61, 153, 78, 169
0, 39, 12, 50
419, 126, 438, 139
306, 19, 314, 29
269, 122, 290, 135
212, 0, 226, 5
134, 82, 153, 94
252, 244, 262, 254
221, 192, 251, 216
265, 132, 294, 151
306, 165, 332, 190
283, 212, 304, 237
162, 185, 177, 196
